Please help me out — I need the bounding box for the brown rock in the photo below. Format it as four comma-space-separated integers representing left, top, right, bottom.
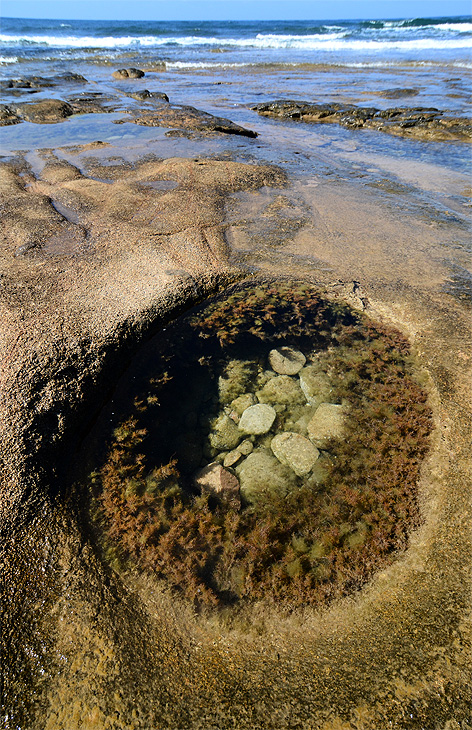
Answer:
112, 68, 145, 79
14, 98, 74, 124
194, 463, 241, 508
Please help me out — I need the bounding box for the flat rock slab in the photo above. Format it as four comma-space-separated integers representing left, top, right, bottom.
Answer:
13, 98, 74, 124
253, 100, 472, 143
269, 346, 306, 375
307, 403, 346, 448
120, 103, 258, 138
194, 462, 240, 508
271, 431, 319, 476
239, 404, 276, 434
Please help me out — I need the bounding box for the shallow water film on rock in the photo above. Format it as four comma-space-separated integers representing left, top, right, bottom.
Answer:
85, 281, 432, 610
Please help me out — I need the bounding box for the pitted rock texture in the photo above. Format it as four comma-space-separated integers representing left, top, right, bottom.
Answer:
253, 100, 472, 142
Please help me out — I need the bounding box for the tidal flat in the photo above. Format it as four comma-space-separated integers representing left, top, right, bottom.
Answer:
1, 27, 471, 728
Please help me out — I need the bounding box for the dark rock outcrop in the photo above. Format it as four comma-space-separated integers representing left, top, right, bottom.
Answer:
253, 100, 472, 142
119, 102, 258, 137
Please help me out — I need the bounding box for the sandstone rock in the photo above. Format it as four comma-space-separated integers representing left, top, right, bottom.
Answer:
269, 346, 306, 375
239, 404, 276, 435
236, 451, 297, 504
257, 375, 306, 406
271, 432, 319, 476
209, 413, 242, 450
299, 366, 334, 407
223, 449, 243, 467
307, 403, 346, 448
112, 68, 145, 79
124, 89, 169, 102
14, 98, 74, 124
118, 102, 258, 137
0, 104, 20, 126
194, 462, 240, 508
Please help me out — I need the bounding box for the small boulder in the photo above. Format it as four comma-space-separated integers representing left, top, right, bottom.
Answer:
299, 366, 334, 407
194, 463, 240, 509
307, 403, 346, 448
269, 346, 306, 375
230, 392, 256, 415
257, 375, 306, 406
223, 449, 243, 468
271, 432, 319, 477
239, 404, 276, 435
209, 413, 242, 450
112, 68, 145, 79
236, 451, 297, 504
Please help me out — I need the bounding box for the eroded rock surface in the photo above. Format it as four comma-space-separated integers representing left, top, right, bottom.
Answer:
253, 100, 472, 142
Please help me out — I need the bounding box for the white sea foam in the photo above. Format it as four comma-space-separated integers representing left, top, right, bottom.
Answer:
0, 55, 18, 64
0, 31, 471, 52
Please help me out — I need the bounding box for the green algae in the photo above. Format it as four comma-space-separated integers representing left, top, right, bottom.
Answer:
84, 281, 432, 611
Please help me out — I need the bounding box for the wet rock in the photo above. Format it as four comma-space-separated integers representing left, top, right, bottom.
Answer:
112, 68, 145, 79
14, 98, 74, 124
67, 92, 120, 115
253, 100, 472, 142
257, 375, 306, 406
124, 89, 169, 102
118, 103, 258, 137
299, 366, 334, 407
377, 88, 419, 99
219, 360, 256, 403
194, 462, 241, 508
271, 432, 320, 476
238, 439, 254, 456
239, 404, 276, 435
0, 105, 21, 126
209, 413, 242, 451
236, 450, 297, 504
307, 403, 346, 448
269, 346, 306, 375
230, 393, 256, 415
223, 449, 243, 467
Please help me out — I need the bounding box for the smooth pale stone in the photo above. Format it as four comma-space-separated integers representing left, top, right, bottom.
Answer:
194, 462, 240, 508
236, 451, 297, 504
307, 403, 346, 448
239, 404, 276, 435
299, 366, 334, 407
209, 413, 242, 450
230, 392, 256, 416
269, 346, 306, 375
271, 432, 319, 476
256, 375, 306, 406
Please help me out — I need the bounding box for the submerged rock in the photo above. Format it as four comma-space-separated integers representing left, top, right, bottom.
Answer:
209, 413, 242, 451
257, 374, 306, 406
236, 451, 297, 504
269, 346, 306, 375
238, 404, 276, 435
271, 432, 320, 476
299, 366, 335, 407
219, 360, 256, 403
307, 403, 346, 448
194, 462, 241, 509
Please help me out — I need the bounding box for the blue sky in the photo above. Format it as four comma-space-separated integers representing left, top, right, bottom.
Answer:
1, 0, 470, 21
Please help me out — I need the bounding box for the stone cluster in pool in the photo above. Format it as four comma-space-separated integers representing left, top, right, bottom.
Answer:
196, 345, 346, 510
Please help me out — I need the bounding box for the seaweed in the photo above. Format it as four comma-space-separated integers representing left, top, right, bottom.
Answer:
86, 282, 433, 610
